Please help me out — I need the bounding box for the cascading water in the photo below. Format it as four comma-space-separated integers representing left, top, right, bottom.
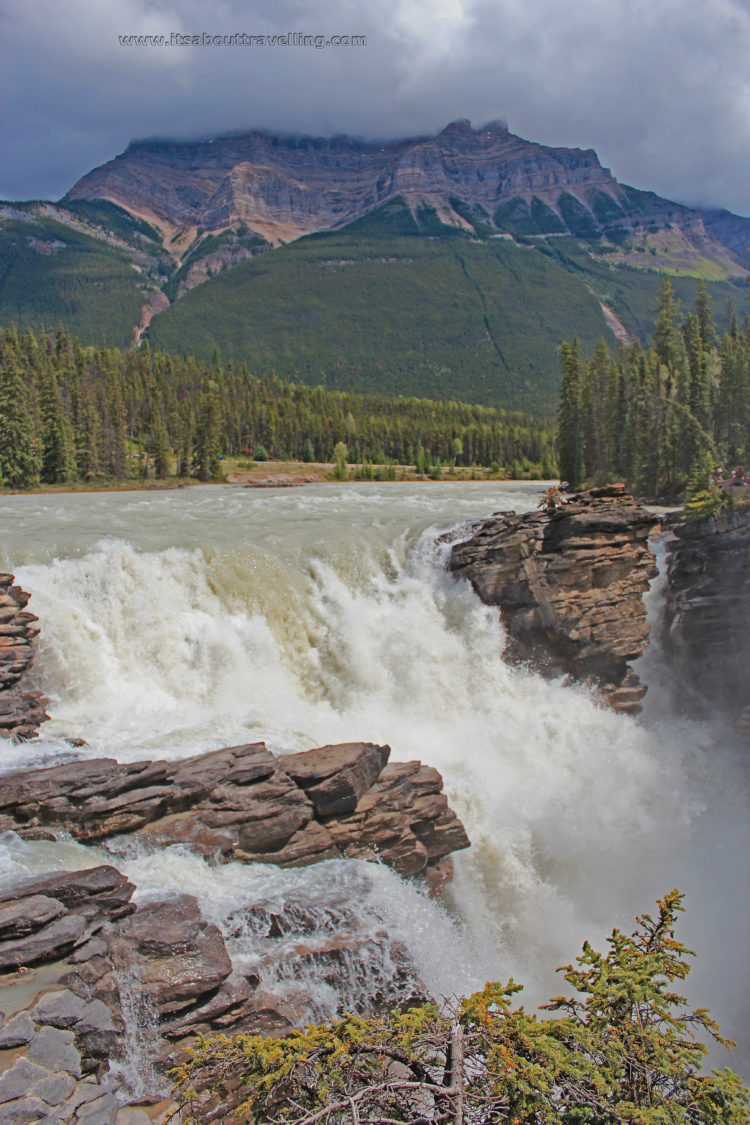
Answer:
0, 482, 747, 1071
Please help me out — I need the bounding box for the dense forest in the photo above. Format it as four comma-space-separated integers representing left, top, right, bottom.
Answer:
557, 279, 750, 498
0, 325, 556, 488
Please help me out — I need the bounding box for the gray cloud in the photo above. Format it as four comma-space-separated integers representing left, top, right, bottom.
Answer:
2, 0, 750, 215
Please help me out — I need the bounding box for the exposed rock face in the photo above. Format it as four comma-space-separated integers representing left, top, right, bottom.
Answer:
663, 505, 750, 721
0, 573, 48, 739
0, 866, 135, 973
0, 740, 469, 876
0, 855, 429, 1119
63, 120, 748, 266
448, 486, 658, 713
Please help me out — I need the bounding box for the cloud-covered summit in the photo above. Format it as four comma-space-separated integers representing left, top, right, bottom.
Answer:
2, 0, 750, 215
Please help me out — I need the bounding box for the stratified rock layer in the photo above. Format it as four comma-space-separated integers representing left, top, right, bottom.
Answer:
0, 573, 48, 739
0, 859, 429, 1119
62, 119, 748, 271
0, 741, 469, 876
663, 505, 750, 721
449, 486, 658, 713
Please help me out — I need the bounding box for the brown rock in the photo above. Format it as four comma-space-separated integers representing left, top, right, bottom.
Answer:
448, 489, 658, 713
0, 866, 136, 974
0, 575, 48, 739
105, 896, 232, 1015
0, 742, 469, 878
279, 742, 389, 816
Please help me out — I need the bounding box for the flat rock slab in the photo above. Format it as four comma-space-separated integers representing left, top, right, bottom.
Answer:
0, 742, 469, 879
24, 1025, 82, 1076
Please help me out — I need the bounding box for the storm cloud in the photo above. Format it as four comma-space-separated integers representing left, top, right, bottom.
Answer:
2, 0, 750, 215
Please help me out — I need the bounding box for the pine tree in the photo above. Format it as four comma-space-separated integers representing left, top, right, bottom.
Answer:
192, 387, 222, 481
693, 280, 716, 349
652, 277, 682, 368
151, 404, 171, 478
0, 356, 38, 487
557, 338, 584, 488
104, 370, 128, 478
39, 370, 76, 484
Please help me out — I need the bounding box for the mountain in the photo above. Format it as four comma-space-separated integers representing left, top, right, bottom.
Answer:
62, 119, 748, 269
1, 121, 748, 412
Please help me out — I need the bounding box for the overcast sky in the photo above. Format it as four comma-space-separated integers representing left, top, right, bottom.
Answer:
2, 0, 750, 215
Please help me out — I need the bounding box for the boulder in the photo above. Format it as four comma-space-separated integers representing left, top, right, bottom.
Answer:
278, 742, 389, 816
0, 867, 136, 974
104, 895, 233, 1015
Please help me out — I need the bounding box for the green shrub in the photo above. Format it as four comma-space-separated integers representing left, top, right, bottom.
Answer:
173, 892, 749, 1125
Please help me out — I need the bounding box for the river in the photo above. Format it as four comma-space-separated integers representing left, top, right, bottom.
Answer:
0, 481, 747, 1075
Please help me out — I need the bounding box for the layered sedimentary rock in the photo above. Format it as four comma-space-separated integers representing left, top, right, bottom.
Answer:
0, 740, 469, 876
448, 486, 658, 713
0, 572, 48, 739
63, 119, 745, 267
663, 505, 750, 722
0, 858, 429, 1119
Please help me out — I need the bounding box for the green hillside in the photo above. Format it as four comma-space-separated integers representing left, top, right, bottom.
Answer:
147, 202, 744, 414
147, 203, 613, 414
0, 209, 150, 348
527, 238, 742, 340
2, 197, 744, 415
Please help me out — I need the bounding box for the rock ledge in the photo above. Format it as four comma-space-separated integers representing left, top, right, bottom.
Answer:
448, 486, 658, 713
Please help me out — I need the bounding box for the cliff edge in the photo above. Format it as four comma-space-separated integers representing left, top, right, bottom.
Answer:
448, 485, 658, 713
663, 504, 750, 723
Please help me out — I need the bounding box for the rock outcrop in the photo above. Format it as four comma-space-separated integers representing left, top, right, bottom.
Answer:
0, 740, 469, 877
62, 121, 750, 271
0, 851, 434, 1117
448, 486, 658, 713
663, 504, 750, 722
0, 573, 48, 740
0, 868, 183, 1123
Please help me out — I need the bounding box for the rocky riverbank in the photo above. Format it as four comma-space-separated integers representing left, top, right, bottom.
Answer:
0, 574, 48, 740
0, 740, 469, 1120
448, 485, 658, 713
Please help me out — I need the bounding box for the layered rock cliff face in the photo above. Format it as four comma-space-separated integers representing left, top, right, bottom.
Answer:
448, 486, 658, 713
64, 119, 737, 257
663, 505, 750, 722
0, 573, 48, 740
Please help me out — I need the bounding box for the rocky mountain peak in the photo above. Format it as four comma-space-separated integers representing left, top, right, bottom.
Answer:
60, 121, 749, 275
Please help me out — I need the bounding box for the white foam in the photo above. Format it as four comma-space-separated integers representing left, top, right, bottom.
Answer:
1, 484, 746, 1061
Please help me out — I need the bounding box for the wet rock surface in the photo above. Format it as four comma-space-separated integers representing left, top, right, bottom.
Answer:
0, 574, 48, 741
0, 739, 470, 1116
0, 856, 430, 1119
448, 485, 658, 713
0, 867, 181, 1121
0, 741, 469, 877
663, 504, 750, 722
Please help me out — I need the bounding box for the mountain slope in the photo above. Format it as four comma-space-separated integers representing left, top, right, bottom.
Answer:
63, 120, 750, 274
0, 201, 169, 347
1, 121, 748, 410
146, 200, 741, 414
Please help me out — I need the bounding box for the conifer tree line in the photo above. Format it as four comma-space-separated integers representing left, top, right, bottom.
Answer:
557, 278, 750, 497
0, 325, 556, 487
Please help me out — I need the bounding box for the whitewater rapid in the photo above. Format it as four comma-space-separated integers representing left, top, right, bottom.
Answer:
1, 482, 747, 1068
